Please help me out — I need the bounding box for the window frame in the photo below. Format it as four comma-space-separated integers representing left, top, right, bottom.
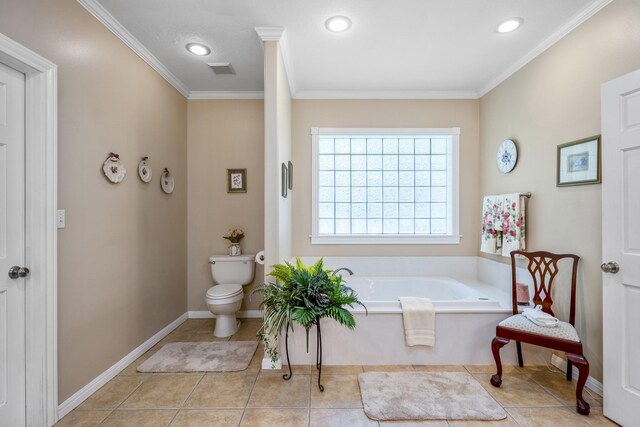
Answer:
311, 127, 460, 245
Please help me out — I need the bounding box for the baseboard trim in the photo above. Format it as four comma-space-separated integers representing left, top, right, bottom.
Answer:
188, 310, 263, 319
550, 354, 603, 396
57, 312, 188, 419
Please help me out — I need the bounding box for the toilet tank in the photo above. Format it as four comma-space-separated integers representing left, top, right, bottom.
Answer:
209, 254, 255, 285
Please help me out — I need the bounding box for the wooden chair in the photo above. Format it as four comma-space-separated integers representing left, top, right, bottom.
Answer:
490, 250, 590, 416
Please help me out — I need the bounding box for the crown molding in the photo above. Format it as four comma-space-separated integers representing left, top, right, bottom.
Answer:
254, 27, 296, 95
477, 0, 614, 97
293, 90, 479, 100
254, 27, 286, 41
76, 0, 190, 98
188, 91, 264, 100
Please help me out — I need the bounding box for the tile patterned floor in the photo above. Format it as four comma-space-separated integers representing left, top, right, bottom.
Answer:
56, 319, 618, 427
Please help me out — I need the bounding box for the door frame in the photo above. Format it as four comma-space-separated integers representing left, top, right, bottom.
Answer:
0, 33, 58, 426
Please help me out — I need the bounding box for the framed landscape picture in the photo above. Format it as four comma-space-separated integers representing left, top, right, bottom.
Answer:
557, 136, 601, 187
227, 169, 247, 193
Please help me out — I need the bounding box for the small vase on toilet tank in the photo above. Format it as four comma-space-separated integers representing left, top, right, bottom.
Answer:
229, 243, 241, 256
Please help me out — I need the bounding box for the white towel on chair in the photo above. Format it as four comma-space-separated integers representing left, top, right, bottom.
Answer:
522, 305, 559, 328
399, 297, 435, 346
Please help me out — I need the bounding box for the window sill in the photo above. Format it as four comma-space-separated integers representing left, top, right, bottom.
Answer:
310, 235, 461, 245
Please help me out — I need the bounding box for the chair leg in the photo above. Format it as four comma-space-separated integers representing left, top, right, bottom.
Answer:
516, 341, 523, 367
490, 337, 510, 387
566, 353, 590, 416
566, 359, 573, 381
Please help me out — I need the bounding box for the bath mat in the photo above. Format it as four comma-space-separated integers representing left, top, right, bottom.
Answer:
358, 371, 507, 421
137, 341, 257, 373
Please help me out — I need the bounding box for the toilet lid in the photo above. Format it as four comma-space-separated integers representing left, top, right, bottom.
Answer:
206, 284, 243, 299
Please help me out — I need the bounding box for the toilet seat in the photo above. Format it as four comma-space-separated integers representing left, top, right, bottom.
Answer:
206, 284, 243, 301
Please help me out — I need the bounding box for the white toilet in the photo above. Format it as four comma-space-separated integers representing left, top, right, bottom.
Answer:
207, 254, 256, 337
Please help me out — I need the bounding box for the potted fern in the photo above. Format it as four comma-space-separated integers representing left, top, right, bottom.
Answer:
253, 258, 366, 367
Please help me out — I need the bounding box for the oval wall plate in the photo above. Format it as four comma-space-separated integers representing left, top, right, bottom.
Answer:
138, 157, 153, 183
103, 152, 126, 183
161, 168, 175, 194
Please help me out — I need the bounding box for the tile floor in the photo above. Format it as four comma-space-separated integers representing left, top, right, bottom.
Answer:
56, 319, 618, 427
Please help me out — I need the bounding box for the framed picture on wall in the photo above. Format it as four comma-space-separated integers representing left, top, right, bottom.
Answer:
227, 169, 247, 193
557, 135, 601, 187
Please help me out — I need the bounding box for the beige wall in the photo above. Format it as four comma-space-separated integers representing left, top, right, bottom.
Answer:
292, 99, 480, 256
0, 0, 188, 402
479, 0, 640, 382
187, 100, 264, 311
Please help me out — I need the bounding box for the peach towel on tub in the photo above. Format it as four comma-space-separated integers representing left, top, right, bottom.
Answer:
399, 297, 435, 347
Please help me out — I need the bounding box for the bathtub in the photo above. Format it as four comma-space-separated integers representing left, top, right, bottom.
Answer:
344, 276, 502, 313
278, 257, 550, 366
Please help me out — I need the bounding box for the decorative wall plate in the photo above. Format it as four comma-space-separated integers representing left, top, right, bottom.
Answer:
138, 157, 153, 183
103, 152, 126, 183
497, 139, 518, 173
161, 168, 175, 194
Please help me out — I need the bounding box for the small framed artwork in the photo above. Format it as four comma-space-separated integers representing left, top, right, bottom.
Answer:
227, 169, 247, 193
557, 135, 601, 187
281, 163, 288, 198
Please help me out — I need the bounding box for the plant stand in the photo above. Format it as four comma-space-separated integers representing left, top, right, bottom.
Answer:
283, 318, 324, 392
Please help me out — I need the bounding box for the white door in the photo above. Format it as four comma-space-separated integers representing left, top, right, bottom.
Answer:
0, 62, 26, 425
602, 68, 640, 426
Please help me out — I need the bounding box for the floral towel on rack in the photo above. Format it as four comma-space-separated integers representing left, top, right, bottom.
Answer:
481, 196, 502, 255
500, 193, 526, 256
481, 193, 526, 257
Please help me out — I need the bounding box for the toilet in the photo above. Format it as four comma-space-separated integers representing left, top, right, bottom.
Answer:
207, 254, 256, 337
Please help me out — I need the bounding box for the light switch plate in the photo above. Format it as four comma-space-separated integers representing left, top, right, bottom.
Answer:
57, 209, 65, 229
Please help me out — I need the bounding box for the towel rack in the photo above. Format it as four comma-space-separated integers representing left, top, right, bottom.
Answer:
522, 192, 532, 198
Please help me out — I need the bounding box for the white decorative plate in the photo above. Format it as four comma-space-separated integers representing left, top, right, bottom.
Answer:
103, 153, 126, 183
496, 139, 518, 173
138, 157, 153, 183
161, 168, 175, 194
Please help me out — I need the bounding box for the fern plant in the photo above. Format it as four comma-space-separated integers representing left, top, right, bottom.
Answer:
253, 258, 366, 362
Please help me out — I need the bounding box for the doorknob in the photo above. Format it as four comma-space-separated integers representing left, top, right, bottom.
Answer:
601, 262, 620, 274
8, 266, 30, 279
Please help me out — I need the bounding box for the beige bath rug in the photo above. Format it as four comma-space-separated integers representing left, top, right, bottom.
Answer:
137, 342, 257, 373
358, 371, 507, 421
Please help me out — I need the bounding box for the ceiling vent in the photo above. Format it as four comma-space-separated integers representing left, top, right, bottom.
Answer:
207, 62, 235, 75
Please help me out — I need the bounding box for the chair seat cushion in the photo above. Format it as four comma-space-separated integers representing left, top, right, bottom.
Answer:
498, 314, 580, 342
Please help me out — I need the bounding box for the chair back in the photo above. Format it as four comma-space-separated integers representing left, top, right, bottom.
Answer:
510, 250, 580, 326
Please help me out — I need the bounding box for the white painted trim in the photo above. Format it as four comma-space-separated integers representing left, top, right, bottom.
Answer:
477, 0, 613, 97
262, 358, 282, 370
188, 310, 264, 319
277, 31, 297, 96
254, 27, 286, 42
76, 0, 190, 98
551, 354, 604, 397
294, 90, 479, 100
188, 91, 264, 100
254, 27, 297, 98
0, 33, 58, 427
312, 127, 461, 136
57, 313, 188, 419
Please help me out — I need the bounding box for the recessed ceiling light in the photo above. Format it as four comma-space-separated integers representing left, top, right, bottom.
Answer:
325, 16, 352, 33
186, 43, 211, 56
497, 18, 523, 33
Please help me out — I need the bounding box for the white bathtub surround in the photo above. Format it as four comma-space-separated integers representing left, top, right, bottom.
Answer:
284, 256, 550, 366
399, 297, 436, 346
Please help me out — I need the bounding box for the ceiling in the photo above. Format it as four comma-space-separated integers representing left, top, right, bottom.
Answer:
84, 0, 610, 98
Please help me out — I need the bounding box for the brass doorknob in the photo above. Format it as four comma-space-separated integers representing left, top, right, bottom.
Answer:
601, 262, 620, 274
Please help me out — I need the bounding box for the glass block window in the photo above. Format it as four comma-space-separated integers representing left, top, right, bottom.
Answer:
311, 128, 460, 244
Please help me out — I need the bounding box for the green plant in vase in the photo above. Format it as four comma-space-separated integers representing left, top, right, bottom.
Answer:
253, 258, 366, 364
